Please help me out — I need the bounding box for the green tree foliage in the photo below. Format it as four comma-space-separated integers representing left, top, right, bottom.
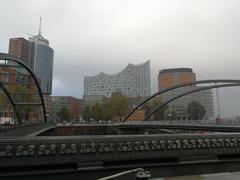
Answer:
57, 106, 71, 121
0, 84, 40, 123
91, 101, 112, 121
0, 90, 9, 106
92, 102, 104, 120
0, 90, 10, 118
102, 102, 112, 120
144, 98, 169, 120
108, 92, 131, 122
83, 92, 131, 122
83, 104, 92, 122
10, 85, 39, 122
187, 101, 206, 120
164, 108, 178, 120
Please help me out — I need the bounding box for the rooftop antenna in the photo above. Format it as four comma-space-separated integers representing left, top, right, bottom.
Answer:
39, 17, 42, 35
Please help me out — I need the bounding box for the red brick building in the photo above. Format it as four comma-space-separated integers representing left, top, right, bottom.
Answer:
0, 66, 16, 118
52, 96, 81, 121
8, 37, 30, 64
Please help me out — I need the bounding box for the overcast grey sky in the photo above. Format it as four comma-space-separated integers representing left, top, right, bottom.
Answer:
0, 0, 240, 117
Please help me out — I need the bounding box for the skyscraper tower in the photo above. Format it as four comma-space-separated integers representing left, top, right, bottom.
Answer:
28, 18, 54, 95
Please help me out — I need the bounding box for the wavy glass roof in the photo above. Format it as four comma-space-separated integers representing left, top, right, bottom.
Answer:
86, 61, 150, 78
84, 61, 151, 97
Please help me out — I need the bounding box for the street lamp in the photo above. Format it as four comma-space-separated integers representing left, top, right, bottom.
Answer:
168, 113, 172, 120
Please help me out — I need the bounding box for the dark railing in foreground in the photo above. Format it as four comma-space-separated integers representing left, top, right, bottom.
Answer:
1, 133, 240, 178
0, 122, 56, 137
1, 122, 240, 178
115, 120, 240, 126
2, 120, 240, 137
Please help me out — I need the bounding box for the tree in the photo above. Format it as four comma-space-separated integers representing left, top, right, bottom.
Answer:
0, 90, 8, 105
0, 90, 10, 118
83, 101, 112, 122
187, 101, 206, 120
92, 102, 104, 121
164, 108, 178, 120
92, 101, 112, 121
57, 106, 71, 121
83, 91, 131, 122
83, 104, 92, 122
108, 91, 131, 122
144, 98, 169, 120
0, 84, 40, 123
101, 101, 112, 120
9, 84, 39, 121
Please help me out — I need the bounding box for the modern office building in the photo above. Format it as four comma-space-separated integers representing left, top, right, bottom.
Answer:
158, 68, 214, 120
8, 32, 54, 95
8, 37, 30, 64
28, 33, 54, 95
84, 61, 151, 98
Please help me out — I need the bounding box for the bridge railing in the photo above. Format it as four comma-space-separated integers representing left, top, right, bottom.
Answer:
0, 122, 56, 137
76, 120, 240, 126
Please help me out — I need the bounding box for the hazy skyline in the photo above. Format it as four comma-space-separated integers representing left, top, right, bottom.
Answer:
1, 0, 240, 117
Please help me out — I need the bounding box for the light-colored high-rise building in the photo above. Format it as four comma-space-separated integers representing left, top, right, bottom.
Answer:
84, 61, 151, 98
158, 68, 214, 120
29, 33, 54, 95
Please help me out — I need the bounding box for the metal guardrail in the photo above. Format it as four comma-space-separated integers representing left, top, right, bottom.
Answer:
1, 123, 240, 178
81, 120, 240, 126
0, 122, 56, 137
1, 133, 240, 172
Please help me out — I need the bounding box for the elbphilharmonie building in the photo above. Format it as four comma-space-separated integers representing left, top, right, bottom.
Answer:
84, 61, 151, 97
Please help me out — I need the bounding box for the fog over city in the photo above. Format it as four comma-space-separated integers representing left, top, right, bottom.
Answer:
0, 0, 240, 117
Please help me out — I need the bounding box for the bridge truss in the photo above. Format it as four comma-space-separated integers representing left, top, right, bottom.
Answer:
0, 53, 47, 125
1, 53, 240, 179
125, 79, 240, 121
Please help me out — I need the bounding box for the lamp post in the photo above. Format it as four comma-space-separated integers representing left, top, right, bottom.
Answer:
168, 113, 172, 124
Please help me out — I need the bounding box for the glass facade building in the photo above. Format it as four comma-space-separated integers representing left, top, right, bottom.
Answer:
29, 34, 54, 95
84, 61, 151, 98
